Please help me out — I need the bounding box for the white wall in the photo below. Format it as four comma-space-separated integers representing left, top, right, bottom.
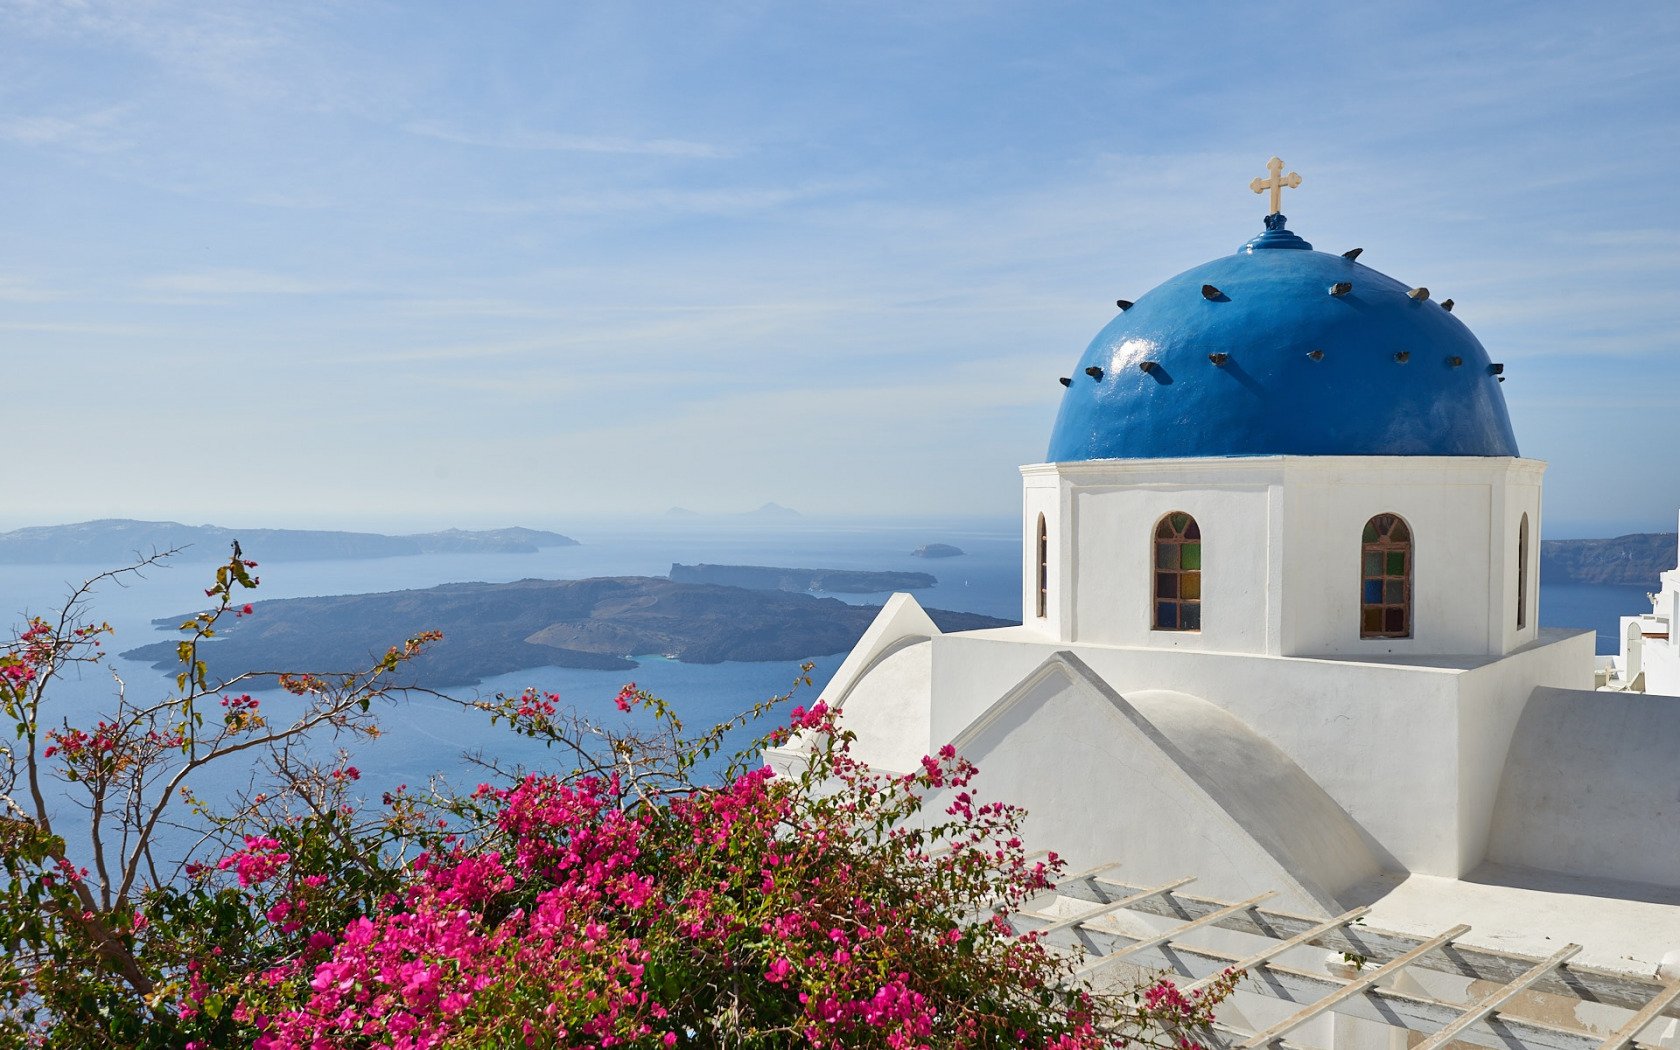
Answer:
826, 639, 934, 774
1068, 482, 1274, 654
1496, 481, 1545, 653
925, 626, 1595, 877
1453, 628, 1596, 870
819, 592, 940, 711
944, 657, 1364, 913
1278, 457, 1544, 659
1020, 467, 1063, 638
1024, 457, 1545, 662
1024, 458, 1288, 655
1123, 686, 1386, 901
1619, 611, 1680, 696
1487, 686, 1680, 889
924, 629, 1594, 876
1645, 548, 1680, 695
1641, 633, 1680, 695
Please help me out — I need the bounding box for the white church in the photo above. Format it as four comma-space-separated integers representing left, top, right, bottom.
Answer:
776, 161, 1680, 1050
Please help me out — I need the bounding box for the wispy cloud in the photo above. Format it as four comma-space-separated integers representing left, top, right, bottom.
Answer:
2, 1, 394, 117
0, 320, 167, 337
240, 190, 343, 211
137, 269, 357, 299
461, 178, 868, 218
0, 103, 133, 152
0, 276, 65, 303
406, 120, 732, 160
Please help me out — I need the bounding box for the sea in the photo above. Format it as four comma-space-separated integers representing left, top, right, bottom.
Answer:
1, 516, 1649, 857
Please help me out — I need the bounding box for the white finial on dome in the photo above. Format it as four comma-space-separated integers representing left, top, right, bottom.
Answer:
1250, 156, 1302, 216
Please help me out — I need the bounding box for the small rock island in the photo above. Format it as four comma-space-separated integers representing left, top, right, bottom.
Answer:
911, 544, 965, 558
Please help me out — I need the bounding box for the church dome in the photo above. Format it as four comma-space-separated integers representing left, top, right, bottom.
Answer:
1045, 217, 1519, 461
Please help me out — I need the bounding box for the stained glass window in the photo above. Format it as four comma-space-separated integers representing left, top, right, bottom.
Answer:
1360, 513, 1411, 639
1153, 512, 1201, 631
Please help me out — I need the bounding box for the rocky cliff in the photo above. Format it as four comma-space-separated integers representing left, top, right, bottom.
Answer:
1540, 533, 1676, 587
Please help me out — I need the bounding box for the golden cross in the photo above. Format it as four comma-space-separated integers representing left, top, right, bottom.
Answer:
1249, 156, 1301, 215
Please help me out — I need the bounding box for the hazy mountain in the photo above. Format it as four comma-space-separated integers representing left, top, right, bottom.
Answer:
0, 520, 578, 564
656, 504, 798, 520
1541, 533, 1677, 587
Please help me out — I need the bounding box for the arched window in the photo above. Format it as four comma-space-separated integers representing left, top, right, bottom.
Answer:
1517, 513, 1530, 630
1035, 513, 1048, 619
1360, 513, 1412, 639
1153, 512, 1201, 631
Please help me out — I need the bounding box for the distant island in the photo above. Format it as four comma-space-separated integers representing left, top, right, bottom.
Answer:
0, 520, 578, 564
912, 544, 965, 559
120, 577, 1015, 689
1541, 532, 1677, 587
669, 563, 936, 594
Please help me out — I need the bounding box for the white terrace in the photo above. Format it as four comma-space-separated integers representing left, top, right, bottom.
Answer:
1018, 871, 1680, 1050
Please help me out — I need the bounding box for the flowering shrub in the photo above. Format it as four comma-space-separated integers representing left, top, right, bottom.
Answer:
0, 553, 432, 1047
228, 694, 1233, 1048
1, 557, 1235, 1048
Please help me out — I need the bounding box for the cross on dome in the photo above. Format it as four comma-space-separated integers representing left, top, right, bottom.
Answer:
1249, 156, 1302, 216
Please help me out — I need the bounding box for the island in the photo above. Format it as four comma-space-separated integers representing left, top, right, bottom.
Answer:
120, 576, 1016, 689
0, 520, 578, 564
744, 502, 801, 518
669, 563, 935, 594
911, 544, 965, 559
1540, 532, 1678, 587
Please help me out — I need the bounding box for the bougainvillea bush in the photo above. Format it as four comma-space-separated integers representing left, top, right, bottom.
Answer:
0, 553, 435, 1047
1, 556, 1233, 1048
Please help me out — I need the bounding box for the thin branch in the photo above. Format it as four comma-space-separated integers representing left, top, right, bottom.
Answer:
116, 694, 383, 901
89, 776, 112, 911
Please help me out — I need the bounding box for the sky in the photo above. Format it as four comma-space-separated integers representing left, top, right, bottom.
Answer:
2, 1, 1677, 535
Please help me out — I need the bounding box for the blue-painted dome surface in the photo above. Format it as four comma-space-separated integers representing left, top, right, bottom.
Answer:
1046, 220, 1519, 461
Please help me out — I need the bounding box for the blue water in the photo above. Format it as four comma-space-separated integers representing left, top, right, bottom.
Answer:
0, 519, 1020, 853
1540, 581, 1651, 654
0, 516, 1647, 861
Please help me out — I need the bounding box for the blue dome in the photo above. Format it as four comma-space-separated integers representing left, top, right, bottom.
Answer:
1046, 218, 1519, 461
